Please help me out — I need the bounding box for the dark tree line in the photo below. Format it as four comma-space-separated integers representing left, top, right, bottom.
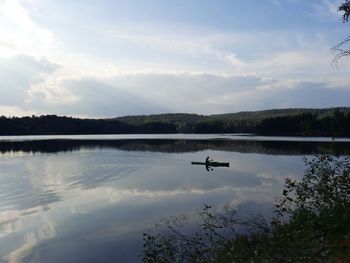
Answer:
255, 111, 350, 136
0, 108, 349, 136
0, 115, 176, 135
193, 110, 350, 137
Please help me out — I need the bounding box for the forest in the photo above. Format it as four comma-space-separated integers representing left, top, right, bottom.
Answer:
0, 107, 349, 136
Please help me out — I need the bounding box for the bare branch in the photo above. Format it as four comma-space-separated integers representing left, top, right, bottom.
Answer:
332, 1, 350, 62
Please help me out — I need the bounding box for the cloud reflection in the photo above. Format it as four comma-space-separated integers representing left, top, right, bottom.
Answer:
0, 142, 306, 262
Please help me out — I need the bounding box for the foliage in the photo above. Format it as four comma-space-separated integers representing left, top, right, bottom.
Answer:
142, 155, 350, 262
272, 155, 350, 262
0, 115, 176, 135
332, 1, 350, 61
117, 108, 350, 136
0, 107, 350, 136
256, 110, 350, 136
339, 0, 350, 23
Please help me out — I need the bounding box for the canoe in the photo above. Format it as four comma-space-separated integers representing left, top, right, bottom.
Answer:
191, 161, 229, 167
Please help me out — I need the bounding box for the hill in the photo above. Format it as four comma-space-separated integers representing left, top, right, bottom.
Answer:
113, 107, 350, 136
0, 107, 349, 136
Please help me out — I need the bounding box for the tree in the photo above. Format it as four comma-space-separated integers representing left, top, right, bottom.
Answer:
339, 0, 350, 22
332, 1, 350, 61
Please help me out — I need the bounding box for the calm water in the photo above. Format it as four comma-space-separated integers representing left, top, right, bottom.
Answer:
0, 135, 349, 263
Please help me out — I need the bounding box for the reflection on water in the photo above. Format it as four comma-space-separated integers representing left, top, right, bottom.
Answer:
1, 138, 350, 155
0, 136, 349, 262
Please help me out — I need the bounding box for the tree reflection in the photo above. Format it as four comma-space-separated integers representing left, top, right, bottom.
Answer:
1, 139, 350, 155
142, 155, 350, 262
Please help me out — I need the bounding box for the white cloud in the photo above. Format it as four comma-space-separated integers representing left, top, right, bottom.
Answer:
0, 1, 349, 117
0, 0, 54, 56
2, 0, 35, 31
1, 47, 349, 118
15, 70, 350, 116
0, 55, 58, 107
27, 68, 80, 104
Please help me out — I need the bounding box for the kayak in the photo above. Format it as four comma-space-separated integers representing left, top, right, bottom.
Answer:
191, 161, 229, 167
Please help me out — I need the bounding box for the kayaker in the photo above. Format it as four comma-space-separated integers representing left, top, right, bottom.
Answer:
205, 156, 212, 163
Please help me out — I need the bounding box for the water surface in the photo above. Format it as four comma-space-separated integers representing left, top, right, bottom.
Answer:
0, 135, 349, 262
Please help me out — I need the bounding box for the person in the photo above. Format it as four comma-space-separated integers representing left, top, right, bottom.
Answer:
205, 156, 212, 163
205, 156, 214, 172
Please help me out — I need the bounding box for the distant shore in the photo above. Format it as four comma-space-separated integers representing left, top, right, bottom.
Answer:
1, 107, 349, 136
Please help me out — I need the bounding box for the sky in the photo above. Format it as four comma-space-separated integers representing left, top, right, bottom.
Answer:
0, 0, 350, 117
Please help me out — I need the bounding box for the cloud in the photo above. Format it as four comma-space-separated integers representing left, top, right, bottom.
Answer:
26, 72, 274, 116
265, 81, 350, 108
96, 28, 335, 77
212, 80, 350, 112
0, 0, 54, 56
69, 21, 337, 75
26, 76, 167, 117
0, 55, 58, 106
0, 54, 349, 117
0, 1, 349, 117
19, 70, 350, 116
0, 48, 347, 118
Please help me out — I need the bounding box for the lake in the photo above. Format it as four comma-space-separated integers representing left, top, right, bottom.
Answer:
0, 135, 349, 263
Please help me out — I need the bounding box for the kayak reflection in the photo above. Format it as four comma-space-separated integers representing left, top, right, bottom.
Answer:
191, 156, 230, 171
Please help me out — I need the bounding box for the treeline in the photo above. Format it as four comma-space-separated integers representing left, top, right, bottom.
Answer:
0, 107, 349, 136
256, 111, 350, 136
117, 107, 350, 136
0, 115, 176, 135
